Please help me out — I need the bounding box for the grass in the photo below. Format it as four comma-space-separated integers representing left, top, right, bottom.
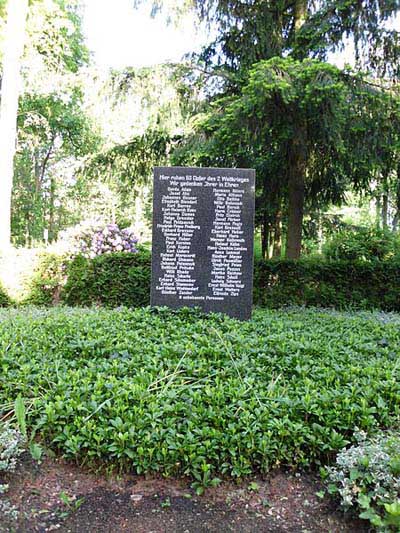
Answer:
0, 306, 399, 484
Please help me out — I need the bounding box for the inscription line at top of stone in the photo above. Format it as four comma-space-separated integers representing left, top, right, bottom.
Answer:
159, 173, 250, 187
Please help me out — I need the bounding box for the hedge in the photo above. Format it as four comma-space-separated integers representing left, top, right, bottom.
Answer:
62, 249, 151, 308
23, 252, 67, 306
25, 251, 400, 311
254, 258, 400, 310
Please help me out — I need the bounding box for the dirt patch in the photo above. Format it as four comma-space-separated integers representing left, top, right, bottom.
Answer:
1, 454, 367, 533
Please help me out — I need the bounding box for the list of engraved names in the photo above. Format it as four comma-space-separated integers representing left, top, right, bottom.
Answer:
151, 167, 255, 320
157, 174, 200, 297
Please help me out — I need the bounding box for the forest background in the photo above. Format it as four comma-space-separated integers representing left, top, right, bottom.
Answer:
0, 0, 400, 265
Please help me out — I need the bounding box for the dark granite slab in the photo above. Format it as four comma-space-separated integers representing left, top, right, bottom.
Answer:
151, 166, 255, 320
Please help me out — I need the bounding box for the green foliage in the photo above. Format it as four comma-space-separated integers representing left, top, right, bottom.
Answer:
323, 228, 400, 261
24, 0, 89, 76
191, 0, 400, 76
13, 395, 43, 463
0, 306, 399, 480
174, 57, 399, 257
80, 130, 173, 193
24, 250, 400, 311
254, 258, 400, 311
23, 252, 67, 306
62, 248, 151, 307
326, 430, 400, 531
13, 91, 100, 246
14, 395, 27, 441
0, 283, 10, 307
73, 64, 198, 229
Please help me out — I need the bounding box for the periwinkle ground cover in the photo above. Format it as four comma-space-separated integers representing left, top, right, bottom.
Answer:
0, 306, 399, 483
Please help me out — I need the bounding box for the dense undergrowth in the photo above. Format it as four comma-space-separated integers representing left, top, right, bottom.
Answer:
0, 306, 399, 483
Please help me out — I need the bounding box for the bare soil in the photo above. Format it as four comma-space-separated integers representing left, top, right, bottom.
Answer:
1, 454, 368, 533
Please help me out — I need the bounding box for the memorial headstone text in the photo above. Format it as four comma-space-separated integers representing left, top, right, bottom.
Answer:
151, 166, 255, 320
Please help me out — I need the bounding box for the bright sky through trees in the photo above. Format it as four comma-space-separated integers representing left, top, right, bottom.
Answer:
82, 0, 399, 69
82, 0, 210, 68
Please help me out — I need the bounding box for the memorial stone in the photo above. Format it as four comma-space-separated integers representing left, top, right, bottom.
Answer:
151, 166, 255, 320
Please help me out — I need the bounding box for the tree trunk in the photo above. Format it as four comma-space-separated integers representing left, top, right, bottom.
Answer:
393, 166, 400, 232
381, 175, 389, 229
48, 174, 56, 242
261, 210, 270, 259
286, 171, 305, 258
382, 192, 389, 229
34, 150, 41, 195
272, 210, 282, 257
317, 211, 323, 253
285, 0, 308, 259
294, 0, 307, 31
286, 123, 307, 259
0, 0, 29, 250
393, 213, 399, 232
376, 195, 381, 229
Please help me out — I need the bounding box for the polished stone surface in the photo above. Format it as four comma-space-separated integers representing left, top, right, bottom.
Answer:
151, 166, 255, 320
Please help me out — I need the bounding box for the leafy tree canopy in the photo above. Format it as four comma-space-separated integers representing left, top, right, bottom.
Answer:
191, 0, 400, 77
173, 57, 400, 253
0, 0, 88, 73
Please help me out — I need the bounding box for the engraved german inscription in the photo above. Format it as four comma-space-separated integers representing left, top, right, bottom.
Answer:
151, 167, 255, 320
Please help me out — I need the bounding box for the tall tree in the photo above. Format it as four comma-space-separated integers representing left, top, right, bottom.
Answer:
13, 91, 99, 245
191, 1, 400, 73
0, 0, 89, 248
286, 0, 308, 258
0, 0, 28, 250
143, 0, 400, 256
186, 0, 400, 257
172, 59, 400, 258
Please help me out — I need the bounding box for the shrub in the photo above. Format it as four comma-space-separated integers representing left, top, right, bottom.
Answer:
0, 306, 399, 483
323, 228, 400, 261
23, 251, 400, 312
62, 247, 151, 307
326, 430, 400, 531
23, 252, 67, 306
0, 284, 10, 307
254, 258, 400, 311
59, 221, 139, 258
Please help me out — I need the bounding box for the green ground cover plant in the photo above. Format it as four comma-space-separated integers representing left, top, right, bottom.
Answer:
0, 423, 24, 521
325, 429, 400, 531
0, 306, 399, 486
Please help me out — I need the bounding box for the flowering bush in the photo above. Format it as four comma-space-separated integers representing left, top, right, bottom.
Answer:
59, 222, 139, 259
325, 429, 400, 531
